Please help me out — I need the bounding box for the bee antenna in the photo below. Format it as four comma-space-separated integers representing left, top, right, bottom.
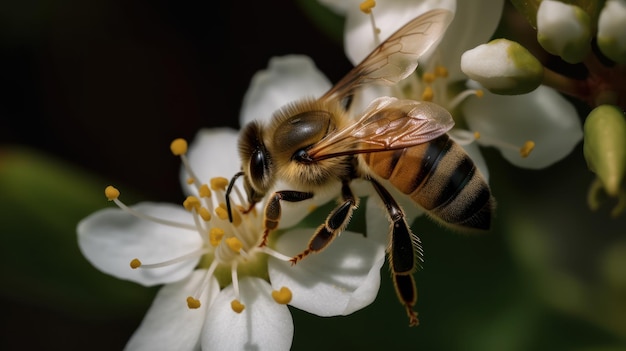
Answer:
225, 171, 245, 223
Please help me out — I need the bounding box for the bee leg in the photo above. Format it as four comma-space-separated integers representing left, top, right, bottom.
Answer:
260, 190, 314, 247
369, 177, 421, 327
290, 181, 358, 264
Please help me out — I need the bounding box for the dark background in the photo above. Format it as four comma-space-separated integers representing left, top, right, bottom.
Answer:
1, 1, 625, 350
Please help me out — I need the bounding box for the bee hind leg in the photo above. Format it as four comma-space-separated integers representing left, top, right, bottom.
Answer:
261, 190, 314, 247
290, 181, 358, 264
369, 177, 421, 327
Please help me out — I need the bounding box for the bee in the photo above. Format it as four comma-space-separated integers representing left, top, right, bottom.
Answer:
226, 9, 494, 326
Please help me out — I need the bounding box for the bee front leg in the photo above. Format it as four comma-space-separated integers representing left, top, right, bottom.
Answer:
290, 181, 358, 264
369, 177, 421, 327
261, 190, 314, 247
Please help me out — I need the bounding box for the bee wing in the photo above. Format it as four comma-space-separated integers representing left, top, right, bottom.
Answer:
321, 9, 453, 103
306, 97, 454, 161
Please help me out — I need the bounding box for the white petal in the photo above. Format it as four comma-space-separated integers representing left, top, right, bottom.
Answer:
77, 202, 202, 286
201, 277, 293, 351
463, 84, 583, 169
437, 0, 504, 81
268, 228, 385, 316
181, 128, 241, 196
344, 0, 456, 65
239, 55, 332, 128
125, 270, 219, 351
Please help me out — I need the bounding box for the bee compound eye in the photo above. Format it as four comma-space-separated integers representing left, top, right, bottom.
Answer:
249, 148, 268, 182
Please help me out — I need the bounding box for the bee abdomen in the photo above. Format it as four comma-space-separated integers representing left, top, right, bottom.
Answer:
364, 134, 493, 231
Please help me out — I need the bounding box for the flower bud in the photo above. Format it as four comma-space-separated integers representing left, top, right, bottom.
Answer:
583, 104, 626, 197
536, 0, 591, 64
597, 0, 626, 64
461, 39, 543, 95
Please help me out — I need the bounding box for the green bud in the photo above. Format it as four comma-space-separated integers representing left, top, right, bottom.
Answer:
461, 39, 543, 95
536, 0, 592, 64
583, 104, 626, 197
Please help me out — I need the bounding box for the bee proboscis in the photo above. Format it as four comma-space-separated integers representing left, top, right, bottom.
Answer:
226, 9, 494, 326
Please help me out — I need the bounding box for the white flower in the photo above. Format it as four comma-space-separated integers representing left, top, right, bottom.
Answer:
326, 0, 582, 171
77, 58, 387, 349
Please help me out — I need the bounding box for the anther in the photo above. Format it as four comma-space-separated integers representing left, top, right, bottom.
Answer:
226, 237, 243, 253
183, 196, 201, 211
130, 258, 141, 269
421, 86, 434, 101
217, 203, 242, 226
473, 131, 481, 139
520, 140, 535, 158
105, 186, 120, 201
199, 207, 212, 221
231, 299, 245, 313
170, 138, 188, 156
422, 72, 436, 84
359, 0, 376, 14
199, 184, 212, 198
271, 287, 293, 304
435, 65, 448, 77
186, 178, 195, 185
209, 227, 225, 247
187, 296, 201, 309
210, 177, 229, 191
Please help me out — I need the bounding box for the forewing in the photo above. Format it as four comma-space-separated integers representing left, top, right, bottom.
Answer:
306, 97, 454, 161
322, 9, 453, 103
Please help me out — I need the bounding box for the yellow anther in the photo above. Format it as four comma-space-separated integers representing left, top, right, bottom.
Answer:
183, 196, 201, 211
271, 286, 293, 305
422, 72, 436, 84
105, 186, 120, 201
130, 258, 142, 269
435, 65, 448, 77
520, 140, 535, 158
186, 177, 195, 185
359, 0, 376, 14
209, 227, 225, 247
231, 299, 245, 313
308, 205, 317, 213
170, 138, 188, 156
475, 89, 484, 98
473, 131, 481, 140
187, 296, 201, 309
217, 203, 242, 226
199, 184, 212, 198
226, 237, 243, 253
210, 177, 229, 191
421, 86, 434, 102
199, 207, 212, 221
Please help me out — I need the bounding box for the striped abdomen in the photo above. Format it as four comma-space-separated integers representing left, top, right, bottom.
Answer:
362, 134, 493, 230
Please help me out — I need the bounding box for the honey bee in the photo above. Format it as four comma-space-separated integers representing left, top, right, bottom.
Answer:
226, 9, 494, 326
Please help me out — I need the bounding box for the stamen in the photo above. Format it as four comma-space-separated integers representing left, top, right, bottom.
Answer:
422, 72, 436, 84
198, 207, 212, 221
435, 65, 448, 77
210, 227, 225, 247
226, 237, 243, 253
231, 299, 245, 313
183, 196, 201, 211
170, 138, 188, 156
217, 203, 242, 227
261, 246, 293, 262
271, 286, 293, 304
187, 296, 201, 309
199, 184, 212, 198
421, 86, 434, 101
105, 186, 120, 200
106, 187, 196, 230
520, 140, 535, 158
210, 177, 229, 191
474, 131, 481, 139
448, 88, 483, 110
359, 0, 375, 14
130, 248, 209, 269
186, 178, 195, 185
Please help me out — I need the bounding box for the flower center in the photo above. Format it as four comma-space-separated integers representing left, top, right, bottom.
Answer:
105, 138, 296, 314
